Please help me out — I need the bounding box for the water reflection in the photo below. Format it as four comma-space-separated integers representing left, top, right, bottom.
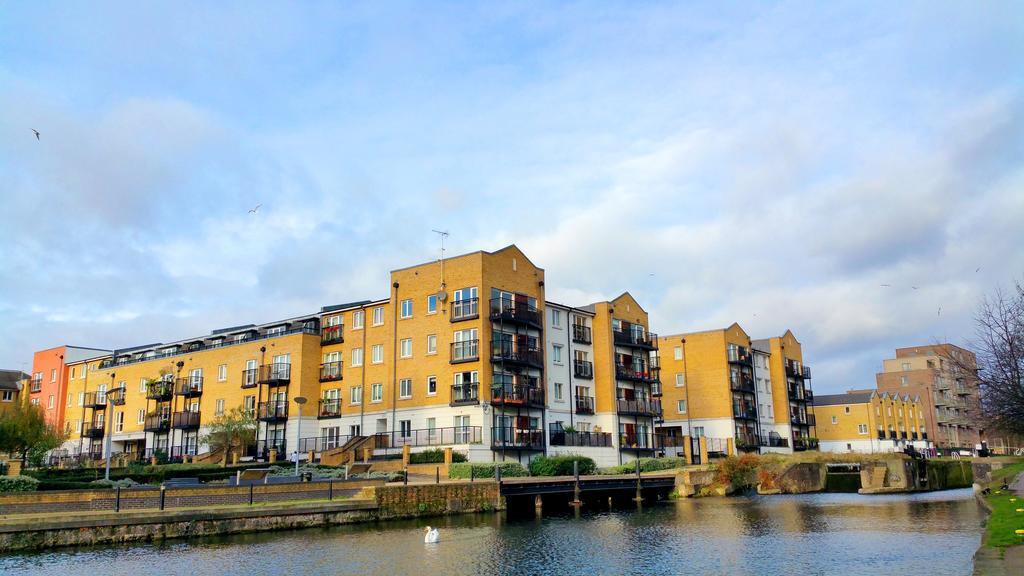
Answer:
0, 489, 982, 576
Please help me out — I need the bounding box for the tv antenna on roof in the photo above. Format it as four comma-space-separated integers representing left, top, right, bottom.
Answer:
432, 230, 449, 307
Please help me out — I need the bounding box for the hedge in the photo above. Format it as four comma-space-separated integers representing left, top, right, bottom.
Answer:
409, 449, 469, 464
448, 462, 527, 479
604, 457, 688, 475
0, 475, 40, 492
528, 455, 596, 476
28, 461, 276, 488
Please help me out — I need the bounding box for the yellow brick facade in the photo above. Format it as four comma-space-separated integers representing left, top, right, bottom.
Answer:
814, 391, 929, 453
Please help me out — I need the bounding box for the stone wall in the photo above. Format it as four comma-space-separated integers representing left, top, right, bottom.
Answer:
375, 482, 503, 517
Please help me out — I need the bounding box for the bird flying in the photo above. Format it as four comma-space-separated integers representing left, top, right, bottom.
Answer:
976, 267, 981, 273
911, 286, 919, 290
937, 307, 942, 317
32, 129, 40, 140
880, 284, 891, 287
248, 204, 262, 214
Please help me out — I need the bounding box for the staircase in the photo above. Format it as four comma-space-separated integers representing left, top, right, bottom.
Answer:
321, 436, 374, 467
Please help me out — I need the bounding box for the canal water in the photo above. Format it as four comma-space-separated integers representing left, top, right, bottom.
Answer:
1, 489, 983, 576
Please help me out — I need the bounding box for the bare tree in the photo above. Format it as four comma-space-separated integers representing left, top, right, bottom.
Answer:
951, 282, 1024, 439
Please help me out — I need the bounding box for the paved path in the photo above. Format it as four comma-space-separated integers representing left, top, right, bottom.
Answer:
974, 470, 1024, 576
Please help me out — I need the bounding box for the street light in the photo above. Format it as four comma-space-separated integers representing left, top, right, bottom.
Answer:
293, 396, 307, 477
104, 373, 115, 481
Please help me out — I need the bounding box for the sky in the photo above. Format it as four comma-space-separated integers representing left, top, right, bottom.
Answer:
1, 1, 1022, 393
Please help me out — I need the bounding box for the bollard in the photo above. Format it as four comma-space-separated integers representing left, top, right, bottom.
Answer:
329, 479, 334, 501
249, 483, 254, 505
471, 466, 475, 483
436, 466, 440, 484
404, 467, 408, 486
115, 486, 121, 512
496, 464, 502, 484
159, 485, 166, 511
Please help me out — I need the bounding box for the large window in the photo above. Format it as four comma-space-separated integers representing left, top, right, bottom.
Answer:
352, 310, 365, 329
400, 379, 412, 399
350, 386, 363, 405
371, 344, 384, 364
371, 383, 383, 402
400, 299, 413, 319
427, 294, 438, 314
352, 348, 364, 367
372, 307, 384, 326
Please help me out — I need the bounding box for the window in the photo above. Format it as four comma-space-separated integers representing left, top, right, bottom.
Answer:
244, 395, 256, 417
350, 386, 363, 405
352, 347, 364, 367
674, 346, 683, 360
400, 379, 412, 399
267, 326, 285, 337
900, 375, 907, 385
372, 307, 384, 326
140, 378, 147, 393
215, 399, 225, 416
66, 392, 71, 406
400, 299, 413, 318
554, 382, 563, 401
137, 409, 145, 424
70, 367, 76, 379
371, 383, 383, 402
371, 344, 384, 364
30, 398, 39, 406
218, 364, 227, 381
858, 424, 868, 435
693, 426, 704, 438
831, 415, 838, 424
677, 400, 687, 414
1, 390, 12, 402
551, 309, 562, 328
48, 394, 54, 408
675, 373, 685, 387
552, 344, 563, 364
352, 310, 365, 329
844, 406, 850, 414
400, 338, 412, 358
78, 392, 85, 406
115, 411, 124, 433
51, 368, 57, 382
901, 362, 911, 371
427, 294, 438, 314
400, 420, 412, 438
427, 376, 437, 396
427, 334, 437, 355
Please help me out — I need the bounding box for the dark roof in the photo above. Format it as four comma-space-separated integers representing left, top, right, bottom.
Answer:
813, 392, 874, 406
321, 300, 374, 313
211, 324, 256, 335
0, 369, 29, 390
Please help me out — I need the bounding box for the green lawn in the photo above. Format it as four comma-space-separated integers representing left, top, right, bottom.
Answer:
984, 461, 1024, 548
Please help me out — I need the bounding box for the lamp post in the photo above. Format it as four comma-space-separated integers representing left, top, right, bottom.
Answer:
104, 372, 116, 481
293, 396, 307, 477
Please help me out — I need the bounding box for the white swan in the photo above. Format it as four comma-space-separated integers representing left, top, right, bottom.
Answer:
423, 526, 439, 543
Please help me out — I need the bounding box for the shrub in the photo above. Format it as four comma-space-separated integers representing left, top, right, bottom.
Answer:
715, 454, 760, 489
90, 478, 139, 489
0, 475, 40, 492
408, 449, 469, 464
448, 462, 527, 479
528, 455, 596, 476
603, 457, 688, 475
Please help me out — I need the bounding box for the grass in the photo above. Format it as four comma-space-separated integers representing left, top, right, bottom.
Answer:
983, 461, 1024, 549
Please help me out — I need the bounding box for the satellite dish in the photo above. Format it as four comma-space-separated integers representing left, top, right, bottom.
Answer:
437, 290, 448, 302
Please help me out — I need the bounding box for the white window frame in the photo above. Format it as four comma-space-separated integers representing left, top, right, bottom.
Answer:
677, 400, 687, 414
551, 309, 562, 328
372, 307, 384, 326
400, 338, 412, 358
352, 310, 365, 329
371, 344, 384, 364
215, 399, 225, 416
137, 409, 145, 424
426, 334, 437, 355
675, 373, 685, 387
218, 364, 227, 381
371, 383, 383, 403
350, 386, 363, 405
399, 378, 412, 399
352, 347, 364, 367
552, 344, 563, 364
427, 376, 437, 396
400, 299, 413, 319
427, 294, 438, 314
115, 411, 124, 433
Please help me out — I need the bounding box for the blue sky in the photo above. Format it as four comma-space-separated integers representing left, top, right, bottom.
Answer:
1, 1, 1022, 393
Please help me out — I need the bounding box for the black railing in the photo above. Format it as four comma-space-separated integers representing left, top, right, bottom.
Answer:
380, 426, 483, 449
575, 395, 595, 414
144, 414, 170, 433
84, 424, 105, 438
792, 437, 819, 451
549, 428, 613, 447
791, 412, 816, 426
450, 382, 480, 405
107, 387, 126, 406
318, 398, 341, 418
83, 391, 107, 408
728, 346, 753, 366
146, 381, 174, 401
732, 374, 756, 393
572, 324, 592, 344
735, 435, 760, 450
733, 404, 758, 420
491, 427, 544, 450
613, 326, 657, 349
258, 363, 291, 384
491, 383, 544, 408
450, 340, 479, 363
786, 360, 811, 380
171, 411, 201, 429
104, 325, 319, 368
30, 379, 42, 393
175, 378, 203, 397
258, 401, 289, 421
490, 341, 543, 367
450, 298, 479, 322
616, 398, 662, 417
619, 432, 659, 451
168, 445, 199, 461
574, 360, 594, 379
489, 297, 542, 328
250, 439, 287, 460
320, 361, 343, 382
241, 368, 258, 388
321, 325, 344, 345
615, 363, 660, 383
759, 435, 790, 448
298, 434, 353, 453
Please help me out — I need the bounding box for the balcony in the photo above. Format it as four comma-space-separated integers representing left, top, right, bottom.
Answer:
615, 363, 660, 384
321, 325, 344, 345
888, 431, 897, 439
549, 428, 612, 447
791, 412, 816, 427
450, 340, 479, 363
378, 426, 483, 448
450, 298, 480, 322
491, 383, 544, 409
877, 430, 885, 440
572, 324, 592, 345
175, 377, 203, 397
146, 381, 174, 401
733, 404, 758, 420
318, 398, 341, 419
727, 346, 753, 366
616, 398, 662, 418
107, 387, 126, 406
144, 414, 170, 433
792, 437, 819, 451
922, 432, 928, 440
489, 297, 542, 329
735, 434, 760, 451
241, 368, 258, 389
575, 395, 595, 415
911, 432, 919, 440
759, 434, 790, 448
320, 361, 343, 382
491, 341, 543, 368
30, 379, 42, 393
83, 424, 105, 439
257, 401, 289, 422
171, 411, 201, 430
732, 373, 756, 393
573, 360, 594, 379
619, 432, 658, 452
613, 325, 657, 350
900, 431, 908, 439
491, 427, 544, 451
258, 363, 291, 386
786, 360, 811, 380
83, 391, 107, 408
450, 382, 480, 406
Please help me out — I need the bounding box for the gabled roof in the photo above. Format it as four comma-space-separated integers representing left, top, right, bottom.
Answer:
0, 369, 29, 391
813, 392, 874, 406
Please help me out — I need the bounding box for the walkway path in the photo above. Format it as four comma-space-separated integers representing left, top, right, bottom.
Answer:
974, 470, 1024, 576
